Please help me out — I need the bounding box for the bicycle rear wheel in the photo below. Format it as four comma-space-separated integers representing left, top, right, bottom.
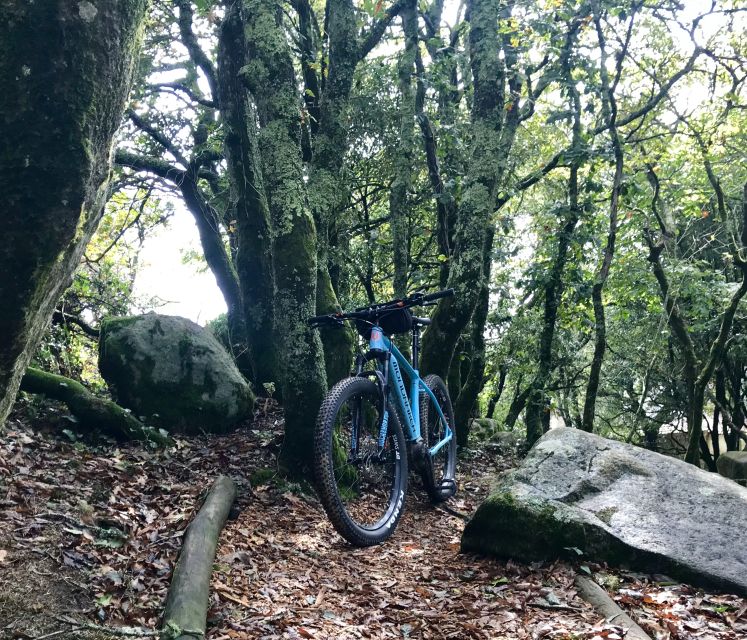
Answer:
313, 376, 408, 546
419, 374, 457, 502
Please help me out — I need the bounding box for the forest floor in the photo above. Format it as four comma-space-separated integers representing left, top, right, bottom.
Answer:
1, 398, 745, 640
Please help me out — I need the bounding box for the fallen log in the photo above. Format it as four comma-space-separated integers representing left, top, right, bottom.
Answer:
162, 475, 238, 640
20, 367, 170, 446
574, 575, 652, 640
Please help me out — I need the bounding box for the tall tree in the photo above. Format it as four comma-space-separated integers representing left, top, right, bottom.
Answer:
580, 0, 632, 432
0, 0, 149, 427
418, 0, 510, 380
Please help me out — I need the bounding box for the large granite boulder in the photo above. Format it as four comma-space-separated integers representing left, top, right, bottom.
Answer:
462, 428, 747, 595
99, 314, 255, 434
717, 451, 747, 486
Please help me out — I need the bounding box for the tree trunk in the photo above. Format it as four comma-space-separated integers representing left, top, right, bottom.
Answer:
525, 200, 580, 447
581, 4, 625, 433
504, 380, 530, 432
0, 0, 149, 429
305, 0, 389, 386
218, 4, 280, 389
240, 0, 327, 473
525, 31, 583, 448
453, 229, 494, 446
419, 0, 512, 379
486, 365, 508, 419
390, 0, 418, 299
163, 475, 237, 640
20, 367, 168, 446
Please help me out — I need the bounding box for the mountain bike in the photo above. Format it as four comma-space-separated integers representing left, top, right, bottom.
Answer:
308, 288, 457, 546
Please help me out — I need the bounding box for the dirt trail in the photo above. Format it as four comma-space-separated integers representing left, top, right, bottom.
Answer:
210, 457, 601, 639
1, 402, 745, 639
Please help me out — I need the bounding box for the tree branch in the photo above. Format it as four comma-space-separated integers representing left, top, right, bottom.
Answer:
127, 109, 190, 168
115, 149, 186, 183
358, 0, 409, 61
175, 0, 219, 104
146, 82, 216, 108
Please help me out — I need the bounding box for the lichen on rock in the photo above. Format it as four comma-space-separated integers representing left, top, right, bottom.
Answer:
99, 314, 255, 434
462, 428, 747, 595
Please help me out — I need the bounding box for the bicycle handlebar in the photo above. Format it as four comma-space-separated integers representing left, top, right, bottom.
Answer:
423, 288, 454, 302
308, 288, 455, 328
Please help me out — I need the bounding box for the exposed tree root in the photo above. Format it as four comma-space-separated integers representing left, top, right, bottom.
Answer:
20, 367, 169, 446
574, 574, 652, 640
162, 475, 238, 640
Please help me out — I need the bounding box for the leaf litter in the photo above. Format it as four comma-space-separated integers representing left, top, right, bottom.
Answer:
0, 400, 744, 639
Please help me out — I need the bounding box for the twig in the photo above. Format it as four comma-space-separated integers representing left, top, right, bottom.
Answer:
33, 628, 81, 640
52, 615, 161, 637
436, 503, 471, 521
528, 600, 583, 612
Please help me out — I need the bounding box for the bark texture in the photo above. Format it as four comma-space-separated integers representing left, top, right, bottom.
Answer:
20, 367, 168, 445
239, 0, 327, 471
218, 4, 279, 387
163, 475, 237, 640
0, 0, 148, 428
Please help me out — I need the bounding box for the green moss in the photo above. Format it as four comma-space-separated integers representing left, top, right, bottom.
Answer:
249, 467, 276, 486
461, 486, 588, 559
0, 1, 148, 429
595, 506, 618, 526
99, 315, 255, 434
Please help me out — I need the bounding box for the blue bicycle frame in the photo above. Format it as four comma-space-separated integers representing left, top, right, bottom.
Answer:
368, 326, 453, 457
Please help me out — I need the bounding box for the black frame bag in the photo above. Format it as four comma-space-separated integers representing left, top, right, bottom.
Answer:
356, 307, 413, 339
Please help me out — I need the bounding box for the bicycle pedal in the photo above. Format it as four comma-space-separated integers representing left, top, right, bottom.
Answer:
439, 479, 457, 494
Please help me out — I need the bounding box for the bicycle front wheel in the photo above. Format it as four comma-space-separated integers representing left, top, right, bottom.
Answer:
313, 377, 408, 546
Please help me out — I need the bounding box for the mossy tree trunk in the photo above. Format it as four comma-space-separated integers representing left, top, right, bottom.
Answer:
389, 0, 418, 300
453, 229, 493, 446
303, 0, 358, 387
217, 0, 409, 469
239, 0, 328, 472
419, 0, 522, 379
20, 367, 169, 445
302, 0, 405, 386
418, 0, 461, 290
217, 4, 280, 389
0, 0, 149, 429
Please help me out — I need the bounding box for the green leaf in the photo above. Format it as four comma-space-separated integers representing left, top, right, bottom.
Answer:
96, 593, 113, 607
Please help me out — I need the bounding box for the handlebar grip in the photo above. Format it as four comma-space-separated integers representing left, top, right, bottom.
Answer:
308, 314, 334, 326
423, 288, 454, 302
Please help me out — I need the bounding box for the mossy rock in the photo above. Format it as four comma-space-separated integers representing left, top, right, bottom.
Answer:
99, 314, 255, 434
716, 451, 747, 482
462, 428, 747, 596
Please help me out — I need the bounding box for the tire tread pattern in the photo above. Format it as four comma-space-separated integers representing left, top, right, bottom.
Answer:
313, 376, 408, 546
